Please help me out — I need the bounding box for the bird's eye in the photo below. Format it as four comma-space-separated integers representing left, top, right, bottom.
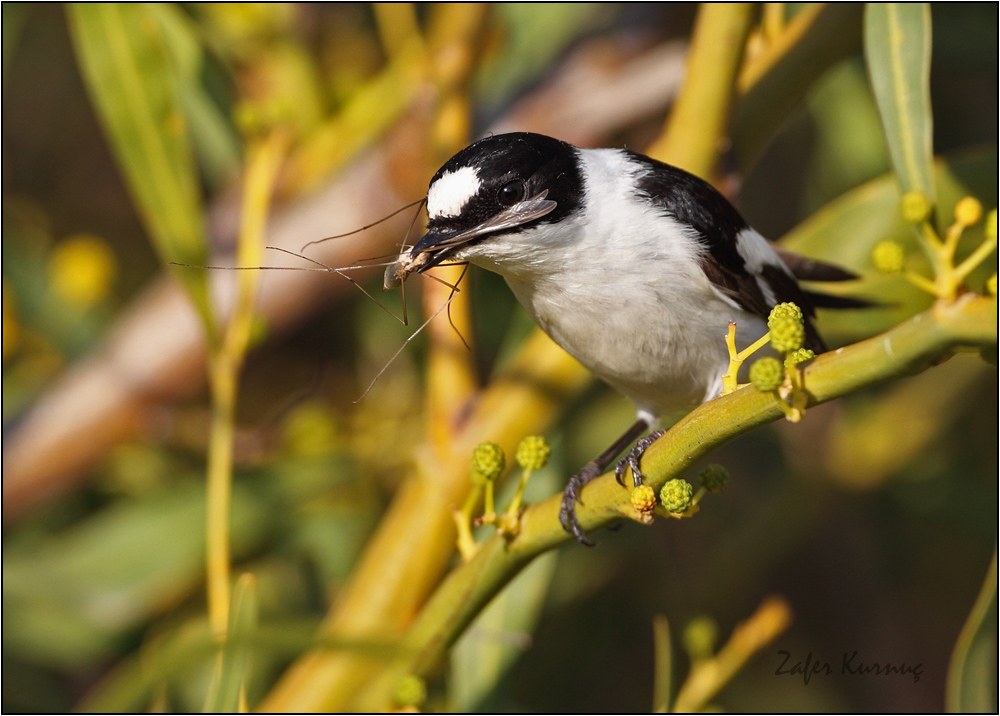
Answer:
498, 180, 525, 206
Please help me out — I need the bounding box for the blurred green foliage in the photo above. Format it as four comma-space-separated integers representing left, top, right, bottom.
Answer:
2, 3, 996, 713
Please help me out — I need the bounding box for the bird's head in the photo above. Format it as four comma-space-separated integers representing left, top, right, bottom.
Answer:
406, 133, 585, 277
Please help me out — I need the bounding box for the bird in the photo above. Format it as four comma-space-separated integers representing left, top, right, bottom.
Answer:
400, 132, 860, 545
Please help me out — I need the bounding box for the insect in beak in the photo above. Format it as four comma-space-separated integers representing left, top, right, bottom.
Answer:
386, 190, 558, 288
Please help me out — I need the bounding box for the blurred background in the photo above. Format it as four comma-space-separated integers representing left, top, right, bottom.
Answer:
2, 3, 996, 713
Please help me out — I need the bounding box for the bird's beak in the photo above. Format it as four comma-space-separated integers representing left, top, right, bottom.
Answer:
408, 191, 557, 273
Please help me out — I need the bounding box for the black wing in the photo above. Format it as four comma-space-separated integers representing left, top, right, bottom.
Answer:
627, 151, 833, 352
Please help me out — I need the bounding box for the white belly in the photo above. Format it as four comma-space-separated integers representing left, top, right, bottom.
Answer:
503, 267, 767, 417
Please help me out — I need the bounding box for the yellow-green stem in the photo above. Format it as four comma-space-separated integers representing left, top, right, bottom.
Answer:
646, 3, 755, 177
954, 235, 998, 284
205, 131, 288, 637
481, 481, 496, 524
452, 486, 481, 562
672, 598, 791, 712
762, 3, 785, 41
722, 322, 771, 394
943, 222, 965, 256
904, 271, 940, 296
499, 467, 532, 534
690, 486, 708, 508
207, 357, 237, 635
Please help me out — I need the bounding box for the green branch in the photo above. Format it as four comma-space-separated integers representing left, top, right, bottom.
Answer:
354, 294, 996, 710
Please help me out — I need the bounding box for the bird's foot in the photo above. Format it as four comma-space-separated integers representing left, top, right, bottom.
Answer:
614, 430, 667, 486
559, 461, 603, 546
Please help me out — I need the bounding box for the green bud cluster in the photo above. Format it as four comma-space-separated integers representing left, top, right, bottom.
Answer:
871, 239, 906, 274
683, 616, 718, 661
900, 191, 932, 223
768, 302, 803, 323
660, 478, 694, 513
394, 674, 427, 707
767, 302, 805, 353
471, 442, 505, 485
516, 435, 551, 471
698, 464, 730, 492
786, 348, 815, 366
749, 357, 783, 392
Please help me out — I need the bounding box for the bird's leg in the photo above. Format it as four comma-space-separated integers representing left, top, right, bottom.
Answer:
613, 430, 667, 486
560, 417, 650, 545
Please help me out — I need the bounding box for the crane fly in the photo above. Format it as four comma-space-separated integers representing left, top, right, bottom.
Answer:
171, 197, 472, 401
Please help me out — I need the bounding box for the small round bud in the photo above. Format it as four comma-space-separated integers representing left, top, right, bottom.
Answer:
987, 273, 997, 297
986, 209, 997, 242
659, 478, 693, 513
516, 435, 551, 471
871, 239, 906, 274
49, 234, 118, 308
683, 616, 718, 661
750, 356, 783, 392
394, 674, 427, 708
954, 197, 983, 227
698, 464, 730, 492
768, 302, 803, 324
900, 191, 932, 223
631, 484, 657, 513
768, 315, 804, 354
786, 348, 815, 366
471, 442, 505, 485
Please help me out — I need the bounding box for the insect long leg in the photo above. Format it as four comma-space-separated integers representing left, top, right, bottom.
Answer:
419, 262, 471, 351
265, 246, 410, 326
300, 198, 426, 252
399, 197, 425, 250
354, 289, 459, 403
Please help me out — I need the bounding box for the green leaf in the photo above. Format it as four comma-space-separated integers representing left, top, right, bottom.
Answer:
652, 615, 673, 713
734, 3, 865, 168
66, 3, 215, 335
146, 3, 240, 188
449, 550, 558, 711
474, 3, 602, 109
449, 466, 562, 711
78, 617, 402, 713
864, 3, 936, 203
2, 483, 270, 668
205, 574, 259, 713
947, 550, 998, 713
780, 148, 996, 344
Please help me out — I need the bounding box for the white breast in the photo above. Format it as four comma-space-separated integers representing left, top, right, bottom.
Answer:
463, 149, 769, 417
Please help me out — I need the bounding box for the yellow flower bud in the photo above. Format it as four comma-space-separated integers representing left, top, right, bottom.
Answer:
281, 401, 339, 456
394, 675, 426, 708
631, 484, 657, 513
871, 239, 906, 275
954, 197, 983, 227
900, 191, 932, 223
48, 234, 117, 309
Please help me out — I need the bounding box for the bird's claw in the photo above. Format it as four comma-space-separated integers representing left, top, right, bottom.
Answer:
614, 430, 667, 487
560, 430, 666, 545
559, 462, 601, 546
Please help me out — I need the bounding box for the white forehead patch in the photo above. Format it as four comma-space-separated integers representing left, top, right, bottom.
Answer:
427, 166, 481, 219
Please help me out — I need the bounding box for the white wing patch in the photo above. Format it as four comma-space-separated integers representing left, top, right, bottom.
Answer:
426, 166, 482, 219
735, 227, 788, 274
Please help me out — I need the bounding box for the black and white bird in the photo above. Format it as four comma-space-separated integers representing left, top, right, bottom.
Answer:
400, 132, 858, 544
